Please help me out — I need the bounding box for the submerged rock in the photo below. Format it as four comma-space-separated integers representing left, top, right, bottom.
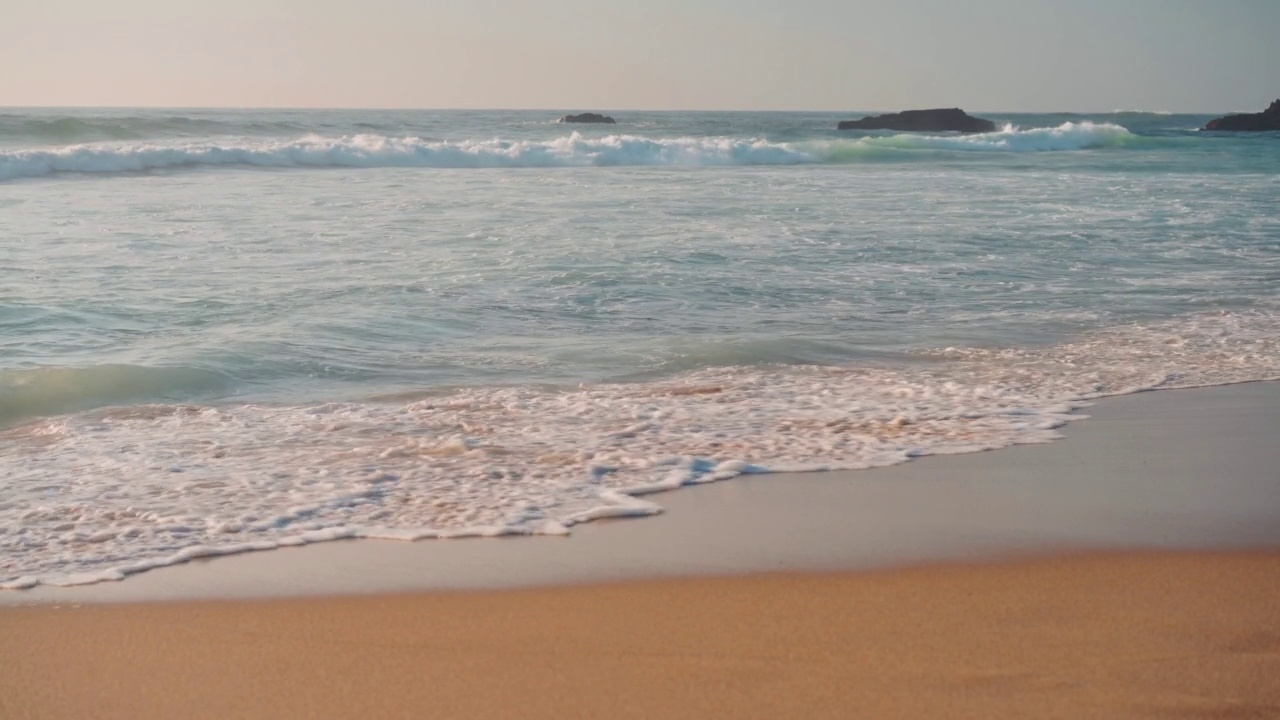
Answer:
1202, 100, 1280, 132
558, 113, 616, 124
837, 108, 996, 133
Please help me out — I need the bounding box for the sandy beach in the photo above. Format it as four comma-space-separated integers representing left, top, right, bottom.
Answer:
3, 552, 1278, 720
6, 10, 1278, 718
2, 383, 1279, 718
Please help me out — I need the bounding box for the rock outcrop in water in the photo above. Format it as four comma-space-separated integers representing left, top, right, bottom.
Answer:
1202, 100, 1280, 132
837, 108, 996, 133
558, 113, 616, 124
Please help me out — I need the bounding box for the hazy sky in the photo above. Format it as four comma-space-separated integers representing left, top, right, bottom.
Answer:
3, 0, 1276, 111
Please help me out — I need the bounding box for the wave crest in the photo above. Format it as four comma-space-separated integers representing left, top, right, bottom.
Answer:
0, 364, 230, 428
0, 133, 813, 180
820, 122, 1135, 157
0, 123, 1139, 180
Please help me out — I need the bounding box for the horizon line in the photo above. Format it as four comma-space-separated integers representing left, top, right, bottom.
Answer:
0, 104, 1240, 115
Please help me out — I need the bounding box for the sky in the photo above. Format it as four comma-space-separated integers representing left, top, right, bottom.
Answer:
2, 0, 1276, 112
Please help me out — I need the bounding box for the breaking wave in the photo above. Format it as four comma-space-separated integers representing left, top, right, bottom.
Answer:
0, 133, 812, 180
0, 123, 1137, 180
0, 364, 230, 428
820, 121, 1137, 155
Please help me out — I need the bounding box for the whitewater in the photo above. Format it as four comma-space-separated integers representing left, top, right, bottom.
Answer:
0, 122, 1141, 180
2, 108, 1278, 589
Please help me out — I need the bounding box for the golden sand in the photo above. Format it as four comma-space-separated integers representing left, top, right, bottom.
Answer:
2, 552, 1278, 720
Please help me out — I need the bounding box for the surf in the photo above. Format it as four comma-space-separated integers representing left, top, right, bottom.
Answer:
813, 121, 1139, 161
0, 133, 815, 180
0, 122, 1144, 181
3, 309, 1278, 590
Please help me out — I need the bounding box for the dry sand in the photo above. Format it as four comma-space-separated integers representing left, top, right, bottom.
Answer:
3, 552, 1278, 719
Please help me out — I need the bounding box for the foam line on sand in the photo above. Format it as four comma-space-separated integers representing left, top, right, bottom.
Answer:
5, 381, 1277, 605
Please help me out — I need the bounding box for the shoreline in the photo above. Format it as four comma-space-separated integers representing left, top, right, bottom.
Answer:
4, 380, 1278, 605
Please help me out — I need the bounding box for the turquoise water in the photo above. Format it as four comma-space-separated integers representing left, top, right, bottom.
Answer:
2, 109, 1278, 588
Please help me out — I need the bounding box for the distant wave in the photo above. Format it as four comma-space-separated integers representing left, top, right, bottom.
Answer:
0, 133, 811, 179
0, 115, 306, 143
0, 123, 1138, 180
818, 122, 1137, 156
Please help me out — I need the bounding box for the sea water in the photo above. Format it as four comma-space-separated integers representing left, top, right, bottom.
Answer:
2, 108, 1277, 588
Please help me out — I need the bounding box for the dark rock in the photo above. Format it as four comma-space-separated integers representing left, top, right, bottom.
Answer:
837, 108, 996, 133
1202, 100, 1280, 131
558, 113, 616, 124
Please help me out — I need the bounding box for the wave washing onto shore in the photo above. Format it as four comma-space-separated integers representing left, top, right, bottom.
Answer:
2, 310, 1278, 590
0, 123, 1133, 180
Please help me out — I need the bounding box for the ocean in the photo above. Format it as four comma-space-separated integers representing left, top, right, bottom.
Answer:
2, 108, 1278, 590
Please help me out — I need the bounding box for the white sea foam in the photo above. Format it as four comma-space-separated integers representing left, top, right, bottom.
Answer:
0, 133, 813, 180
0, 123, 1137, 181
822, 122, 1136, 154
2, 310, 1278, 590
